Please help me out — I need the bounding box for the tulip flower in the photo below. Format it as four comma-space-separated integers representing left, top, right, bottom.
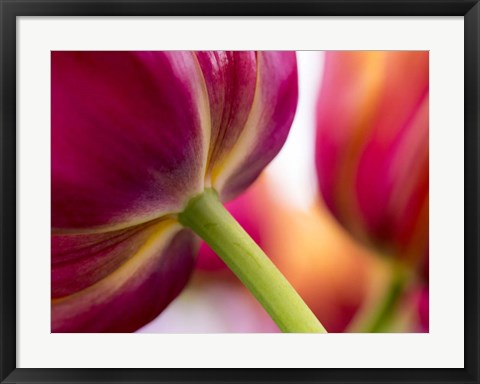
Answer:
315, 51, 428, 266
52, 51, 325, 333
315, 51, 429, 331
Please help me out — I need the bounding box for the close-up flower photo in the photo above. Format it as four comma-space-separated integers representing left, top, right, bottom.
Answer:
51, 50, 428, 333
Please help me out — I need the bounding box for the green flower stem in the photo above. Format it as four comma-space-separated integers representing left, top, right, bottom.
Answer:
178, 188, 327, 333
363, 262, 410, 333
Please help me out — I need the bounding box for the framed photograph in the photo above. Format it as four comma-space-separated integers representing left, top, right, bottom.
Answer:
1, 0, 478, 383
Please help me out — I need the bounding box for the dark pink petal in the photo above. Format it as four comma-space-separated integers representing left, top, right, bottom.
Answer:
52, 51, 210, 232
52, 221, 197, 332
52, 220, 164, 297
212, 51, 298, 201
194, 51, 257, 180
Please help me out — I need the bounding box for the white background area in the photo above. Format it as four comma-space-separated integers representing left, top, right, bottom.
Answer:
267, 51, 323, 210
17, 17, 464, 368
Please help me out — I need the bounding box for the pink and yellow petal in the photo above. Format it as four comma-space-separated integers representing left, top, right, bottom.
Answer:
211, 51, 298, 201
53, 219, 169, 297
52, 220, 197, 332
194, 51, 257, 180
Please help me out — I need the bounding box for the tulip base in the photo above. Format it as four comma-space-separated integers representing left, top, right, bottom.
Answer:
179, 188, 327, 333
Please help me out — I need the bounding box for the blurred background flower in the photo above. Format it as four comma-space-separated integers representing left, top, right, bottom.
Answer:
315, 51, 429, 332
139, 51, 429, 333
315, 51, 429, 270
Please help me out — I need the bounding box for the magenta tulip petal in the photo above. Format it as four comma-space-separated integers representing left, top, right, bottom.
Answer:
53, 220, 168, 297
211, 51, 298, 200
52, 221, 197, 332
195, 51, 257, 179
52, 51, 210, 232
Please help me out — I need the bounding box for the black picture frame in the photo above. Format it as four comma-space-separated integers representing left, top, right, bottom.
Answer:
1, 1, 479, 383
